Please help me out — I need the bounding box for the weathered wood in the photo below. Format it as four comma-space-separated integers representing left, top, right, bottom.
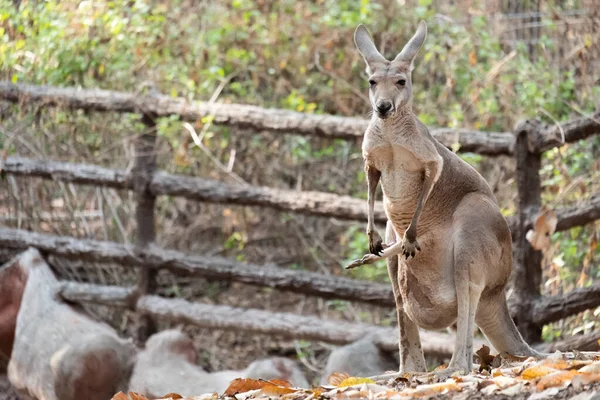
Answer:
132, 112, 158, 342
7, 152, 600, 272
555, 193, 600, 232
0, 228, 395, 307
506, 192, 600, 234
511, 120, 544, 344
58, 281, 136, 307
0, 82, 514, 155
135, 294, 481, 356
532, 283, 600, 326
522, 113, 600, 153
57, 281, 484, 356
3, 157, 130, 188
5, 156, 600, 237
150, 171, 388, 223
526, 121, 565, 154
536, 331, 600, 353
4, 157, 388, 224
562, 111, 600, 145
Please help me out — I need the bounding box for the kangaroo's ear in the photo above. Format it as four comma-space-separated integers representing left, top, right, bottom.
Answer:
393, 20, 427, 68
354, 24, 387, 74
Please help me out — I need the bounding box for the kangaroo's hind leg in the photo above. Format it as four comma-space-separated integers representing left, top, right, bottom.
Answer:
447, 234, 484, 374
475, 237, 542, 358
385, 221, 427, 373
445, 195, 500, 374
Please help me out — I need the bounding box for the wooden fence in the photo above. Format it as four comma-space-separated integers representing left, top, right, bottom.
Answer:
1, 82, 600, 353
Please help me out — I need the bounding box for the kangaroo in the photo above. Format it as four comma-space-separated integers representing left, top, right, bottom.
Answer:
347, 21, 541, 376
129, 329, 309, 397
3, 249, 136, 400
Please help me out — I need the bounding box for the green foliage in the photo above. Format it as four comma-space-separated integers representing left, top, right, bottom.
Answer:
1, 0, 598, 345
343, 225, 388, 282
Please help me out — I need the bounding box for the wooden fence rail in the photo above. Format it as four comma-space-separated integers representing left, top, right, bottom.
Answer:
55, 281, 597, 355
1, 81, 600, 347
55, 281, 474, 356
0, 82, 515, 155
0, 228, 396, 307
3, 156, 599, 234
1, 227, 599, 329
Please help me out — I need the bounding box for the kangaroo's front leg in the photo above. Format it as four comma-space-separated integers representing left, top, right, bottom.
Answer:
402, 159, 440, 259
365, 163, 384, 255
385, 222, 426, 373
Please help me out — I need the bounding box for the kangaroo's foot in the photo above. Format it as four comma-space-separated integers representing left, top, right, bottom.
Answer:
428, 365, 470, 381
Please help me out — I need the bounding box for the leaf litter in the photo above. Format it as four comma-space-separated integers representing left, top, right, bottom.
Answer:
111, 348, 600, 400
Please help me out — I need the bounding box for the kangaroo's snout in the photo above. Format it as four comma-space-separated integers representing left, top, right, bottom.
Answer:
376, 101, 393, 119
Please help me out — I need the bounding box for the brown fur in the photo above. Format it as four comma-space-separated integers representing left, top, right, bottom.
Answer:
0, 261, 27, 371
3, 249, 136, 400
350, 22, 541, 375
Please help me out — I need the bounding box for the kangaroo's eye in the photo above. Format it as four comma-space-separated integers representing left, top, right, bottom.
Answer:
368, 79, 377, 87
397, 79, 406, 86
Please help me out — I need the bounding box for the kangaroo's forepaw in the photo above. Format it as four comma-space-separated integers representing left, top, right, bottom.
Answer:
401, 238, 421, 259
368, 230, 384, 255
346, 253, 378, 269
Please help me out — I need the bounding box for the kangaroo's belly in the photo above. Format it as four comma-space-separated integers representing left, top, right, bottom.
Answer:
397, 226, 458, 330
400, 267, 458, 330
380, 167, 423, 231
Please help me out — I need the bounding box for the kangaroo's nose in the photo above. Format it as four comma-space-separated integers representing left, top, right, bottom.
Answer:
377, 101, 392, 115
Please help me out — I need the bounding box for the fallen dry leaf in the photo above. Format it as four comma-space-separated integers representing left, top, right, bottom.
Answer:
223, 378, 268, 396
336, 389, 368, 399
536, 370, 579, 390
128, 393, 148, 400
499, 381, 526, 396
159, 393, 183, 399
475, 345, 496, 372
224, 378, 295, 397
541, 359, 571, 370
404, 382, 462, 398
572, 373, 600, 390
526, 209, 558, 251
110, 393, 150, 400
338, 377, 375, 387
327, 372, 350, 386
258, 384, 297, 397
493, 375, 521, 389
521, 364, 559, 380
580, 362, 600, 374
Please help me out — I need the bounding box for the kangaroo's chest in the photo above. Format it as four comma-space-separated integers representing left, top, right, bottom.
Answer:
363, 139, 423, 201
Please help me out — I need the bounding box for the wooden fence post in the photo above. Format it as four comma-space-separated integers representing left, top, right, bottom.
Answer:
131, 110, 158, 344
511, 120, 544, 344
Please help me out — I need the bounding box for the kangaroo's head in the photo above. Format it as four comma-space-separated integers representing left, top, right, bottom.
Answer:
354, 21, 427, 119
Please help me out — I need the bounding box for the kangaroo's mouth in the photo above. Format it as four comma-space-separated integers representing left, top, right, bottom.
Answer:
376, 108, 395, 120
375, 101, 395, 119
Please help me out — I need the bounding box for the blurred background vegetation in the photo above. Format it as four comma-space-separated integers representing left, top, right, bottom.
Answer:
0, 0, 599, 379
